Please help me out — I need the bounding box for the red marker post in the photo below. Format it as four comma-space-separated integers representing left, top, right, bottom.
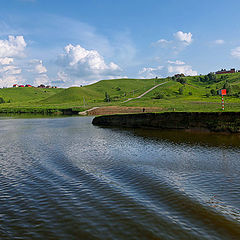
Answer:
221, 89, 226, 111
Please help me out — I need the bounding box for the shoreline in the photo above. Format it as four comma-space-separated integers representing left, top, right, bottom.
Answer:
92, 112, 240, 133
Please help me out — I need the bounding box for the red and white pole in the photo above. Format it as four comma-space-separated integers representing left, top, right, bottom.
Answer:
222, 95, 224, 111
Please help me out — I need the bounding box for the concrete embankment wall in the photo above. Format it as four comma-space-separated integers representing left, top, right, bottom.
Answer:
92, 112, 240, 133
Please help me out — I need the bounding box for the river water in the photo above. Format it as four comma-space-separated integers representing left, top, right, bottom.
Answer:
0, 116, 240, 239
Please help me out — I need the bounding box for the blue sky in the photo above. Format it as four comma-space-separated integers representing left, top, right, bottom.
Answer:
1, 0, 240, 87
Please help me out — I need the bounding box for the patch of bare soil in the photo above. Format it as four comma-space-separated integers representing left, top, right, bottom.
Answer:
87, 106, 165, 115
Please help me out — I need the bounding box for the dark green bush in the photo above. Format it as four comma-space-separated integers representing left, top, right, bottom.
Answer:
179, 87, 184, 95
0, 97, 5, 104
153, 92, 164, 99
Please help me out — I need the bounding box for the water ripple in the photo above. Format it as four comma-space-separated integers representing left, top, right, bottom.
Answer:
0, 117, 240, 239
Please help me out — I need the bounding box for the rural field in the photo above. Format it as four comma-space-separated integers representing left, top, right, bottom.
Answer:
1, 72, 240, 114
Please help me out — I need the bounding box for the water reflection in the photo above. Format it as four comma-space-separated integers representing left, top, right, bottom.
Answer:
0, 113, 77, 119
128, 127, 240, 148
0, 117, 240, 239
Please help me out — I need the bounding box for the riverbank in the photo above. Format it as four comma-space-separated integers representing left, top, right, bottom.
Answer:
0, 107, 82, 115
92, 112, 240, 133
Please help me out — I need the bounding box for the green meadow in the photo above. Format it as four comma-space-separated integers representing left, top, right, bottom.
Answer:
1, 72, 240, 113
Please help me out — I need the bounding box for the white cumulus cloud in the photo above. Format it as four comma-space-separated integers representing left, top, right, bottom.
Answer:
28, 59, 47, 74
57, 44, 122, 85
153, 31, 193, 55
0, 57, 14, 65
231, 47, 240, 58
0, 65, 21, 75
33, 74, 50, 86
0, 36, 26, 58
174, 31, 193, 45
52, 71, 69, 86
168, 63, 197, 76
0, 64, 23, 87
0, 36, 27, 87
0, 75, 24, 88
139, 66, 163, 78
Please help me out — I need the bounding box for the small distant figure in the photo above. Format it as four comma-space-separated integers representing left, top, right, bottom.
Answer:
143, 108, 145, 112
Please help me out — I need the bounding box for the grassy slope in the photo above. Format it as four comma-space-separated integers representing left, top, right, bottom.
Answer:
43, 78, 159, 104
0, 87, 63, 103
1, 73, 240, 112
120, 74, 240, 112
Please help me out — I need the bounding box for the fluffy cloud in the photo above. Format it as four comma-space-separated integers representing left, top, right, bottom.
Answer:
214, 39, 225, 45
174, 31, 193, 45
231, 47, 240, 58
139, 66, 163, 78
153, 31, 193, 54
0, 57, 14, 65
0, 65, 21, 75
28, 59, 47, 74
51, 71, 69, 86
0, 64, 23, 87
168, 61, 197, 76
139, 59, 197, 78
0, 75, 24, 88
57, 44, 122, 85
157, 39, 170, 44
0, 36, 27, 87
24, 59, 49, 86
153, 39, 172, 47
33, 74, 50, 86
0, 36, 26, 58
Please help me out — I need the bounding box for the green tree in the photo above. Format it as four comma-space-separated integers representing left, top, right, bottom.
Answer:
153, 92, 164, 99
227, 86, 232, 95
207, 72, 216, 82
0, 97, 5, 104
223, 81, 230, 89
177, 78, 186, 84
210, 89, 216, 96
104, 92, 111, 102
179, 87, 184, 95
223, 82, 232, 95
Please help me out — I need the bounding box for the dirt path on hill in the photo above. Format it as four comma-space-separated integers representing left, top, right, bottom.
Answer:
78, 107, 100, 115
122, 81, 168, 103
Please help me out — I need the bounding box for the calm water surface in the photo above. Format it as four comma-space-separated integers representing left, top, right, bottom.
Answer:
0, 116, 240, 239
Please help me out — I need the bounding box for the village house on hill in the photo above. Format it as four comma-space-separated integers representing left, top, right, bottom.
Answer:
215, 68, 236, 74
12, 84, 57, 88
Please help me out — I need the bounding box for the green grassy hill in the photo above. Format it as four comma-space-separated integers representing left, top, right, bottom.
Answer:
0, 87, 62, 103
1, 72, 240, 113
43, 78, 160, 104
